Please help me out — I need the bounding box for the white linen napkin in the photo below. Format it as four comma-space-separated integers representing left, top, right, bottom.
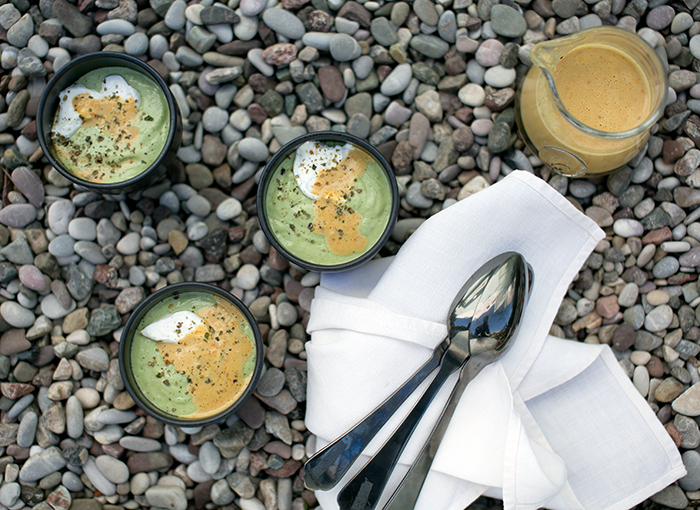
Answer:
304, 171, 685, 510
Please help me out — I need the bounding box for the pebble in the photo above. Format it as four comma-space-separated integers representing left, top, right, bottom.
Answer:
613, 218, 644, 237
117, 232, 141, 255
0, 5, 20, 30
680, 450, 700, 491
125, 32, 149, 55
0, 483, 19, 507
121, 436, 161, 451
7, 14, 33, 48
19, 447, 66, 481
371, 17, 398, 46
83, 458, 116, 496
673, 382, 700, 416
475, 39, 504, 67
380, 64, 412, 96
202, 107, 229, 133
238, 138, 270, 162
483, 66, 516, 88
262, 8, 305, 40
0, 204, 36, 228
329, 34, 361, 61
646, 5, 674, 29
459, 83, 486, 107
16, 412, 37, 448
216, 198, 243, 220
165, 0, 187, 30
96, 19, 135, 36
48, 201, 76, 235
0, 302, 34, 328
645, 305, 673, 332
240, 0, 266, 16
96, 455, 130, 484
145, 485, 188, 510
199, 441, 221, 474
490, 5, 527, 37
672, 12, 693, 34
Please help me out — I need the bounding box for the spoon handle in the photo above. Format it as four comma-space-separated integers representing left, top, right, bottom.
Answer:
336, 357, 462, 510
380, 360, 485, 510
303, 340, 448, 491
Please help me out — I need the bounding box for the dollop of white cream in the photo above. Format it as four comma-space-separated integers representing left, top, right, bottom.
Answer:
293, 141, 352, 200
52, 75, 141, 139
140, 311, 204, 343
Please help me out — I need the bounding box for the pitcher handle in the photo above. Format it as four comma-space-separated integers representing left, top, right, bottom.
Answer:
538, 146, 587, 177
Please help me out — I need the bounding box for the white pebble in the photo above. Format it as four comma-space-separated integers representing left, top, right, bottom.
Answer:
216, 197, 243, 221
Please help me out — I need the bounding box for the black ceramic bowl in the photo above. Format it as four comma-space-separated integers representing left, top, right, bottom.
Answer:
37, 52, 182, 194
119, 283, 263, 427
257, 132, 399, 272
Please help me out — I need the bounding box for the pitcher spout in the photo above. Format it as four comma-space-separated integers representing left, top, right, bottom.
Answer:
530, 28, 602, 72
529, 39, 561, 75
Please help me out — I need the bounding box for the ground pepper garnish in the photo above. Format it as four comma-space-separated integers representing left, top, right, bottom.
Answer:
51, 90, 143, 181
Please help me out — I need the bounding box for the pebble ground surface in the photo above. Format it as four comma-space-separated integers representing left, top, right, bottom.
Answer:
0, 0, 697, 506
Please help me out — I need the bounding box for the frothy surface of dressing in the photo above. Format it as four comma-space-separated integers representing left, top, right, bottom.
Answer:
554, 45, 650, 132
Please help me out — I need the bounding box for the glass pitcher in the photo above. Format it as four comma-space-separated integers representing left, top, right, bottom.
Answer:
515, 27, 667, 177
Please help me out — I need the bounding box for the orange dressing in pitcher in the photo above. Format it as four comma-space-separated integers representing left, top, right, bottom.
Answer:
516, 28, 664, 176
554, 46, 650, 132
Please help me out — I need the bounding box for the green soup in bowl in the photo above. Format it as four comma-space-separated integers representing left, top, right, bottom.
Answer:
257, 132, 399, 271
37, 52, 182, 195
120, 283, 262, 426
49, 66, 170, 184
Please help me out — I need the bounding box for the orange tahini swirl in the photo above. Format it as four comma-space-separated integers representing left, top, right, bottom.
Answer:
310, 148, 371, 256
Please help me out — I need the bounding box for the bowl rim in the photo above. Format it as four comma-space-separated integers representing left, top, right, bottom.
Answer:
118, 282, 264, 427
256, 131, 399, 272
36, 51, 180, 193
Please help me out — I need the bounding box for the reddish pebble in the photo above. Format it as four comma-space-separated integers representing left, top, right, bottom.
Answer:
1, 382, 34, 399
262, 43, 298, 66
284, 280, 304, 303
642, 227, 672, 245
247, 103, 268, 124
268, 247, 289, 271
6, 445, 28, 460
612, 323, 635, 351
664, 422, 683, 448
0, 329, 30, 356
596, 295, 620, 319
317, 65, 346, 103
265, 459, 301, 477
228, 226, 246, 242
18, 264, 47, 292
662, 139, 685, 164
647, 355, 664, 377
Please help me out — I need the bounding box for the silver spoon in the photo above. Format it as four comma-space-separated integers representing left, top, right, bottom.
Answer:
382, 254, 532, 510
336, 252, 531, 510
